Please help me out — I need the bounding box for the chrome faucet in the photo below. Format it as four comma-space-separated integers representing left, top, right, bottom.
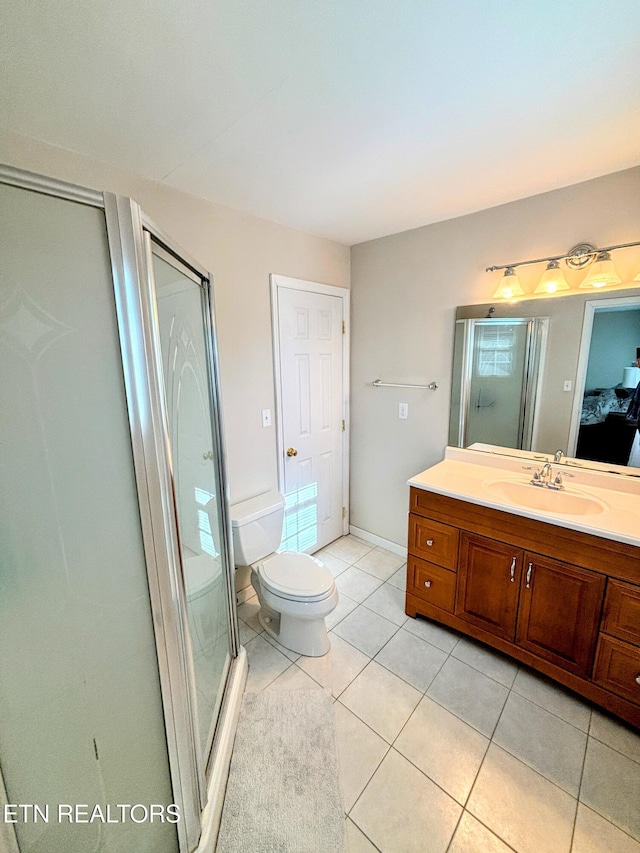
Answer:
553, 449, 565, 463
530, 461, 564, 490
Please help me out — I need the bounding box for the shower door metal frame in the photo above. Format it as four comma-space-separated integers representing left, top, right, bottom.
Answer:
104, 193, 240, 852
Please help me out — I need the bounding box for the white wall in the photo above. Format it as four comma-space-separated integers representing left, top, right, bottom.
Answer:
350, 166, 640, 546
0, 130, 350, 504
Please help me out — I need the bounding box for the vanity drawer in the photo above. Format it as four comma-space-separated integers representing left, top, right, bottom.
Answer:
408, 514, 459, 570
593, 635, 640, 706
602, 580, 640, 647
409, 555, 456, 612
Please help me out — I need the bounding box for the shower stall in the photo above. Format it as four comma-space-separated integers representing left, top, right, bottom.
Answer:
0, 166, 246, 853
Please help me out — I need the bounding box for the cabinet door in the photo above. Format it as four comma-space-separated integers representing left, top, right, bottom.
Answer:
455, 533, 522, 642
516, 553, 605, 678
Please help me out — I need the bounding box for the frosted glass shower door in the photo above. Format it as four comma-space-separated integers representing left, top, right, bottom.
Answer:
149, 242, 232, 762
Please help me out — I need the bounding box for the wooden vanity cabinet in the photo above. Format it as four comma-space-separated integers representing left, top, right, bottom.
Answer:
456, 533, 520, 642
515, 554, 605, 678
406, 486, 640, 729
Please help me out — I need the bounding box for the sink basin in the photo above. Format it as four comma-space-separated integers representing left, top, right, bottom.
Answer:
484, 479, 608, 516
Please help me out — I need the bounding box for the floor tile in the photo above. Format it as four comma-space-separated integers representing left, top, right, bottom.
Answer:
313, 548, 351, 578
448, 812, 513, 853
452, 636, 518, 688
334, 701, 388, 811
237, 619, 258, 646
403, 614, 461, 653
261, 630, 301, 661
580, 737, 640, 841
512, 667, 591, 732
354, 547, 405, 581
326, 591, 359, 630
374, 628, 447, 692
572, 804, 640, 853
297, 633, 369, 697
333, 606, 399, 658
427, 657, 509, 737
395, 696, 489, 804
590, 710, 640, 765
236, 594, 262, 633
324, 535, 374, 564
243, 634, 291, 692
351, 749, 461, 853
235, 584, 254, 605
467, 744, 577, 853
336, 567, 383, 603
387, 566, 407, 592
346, 818, 379, 852
265, 664, 322, 692
493, 692, 587, 796
340, 661, 421, 743
362, 584, 408, 627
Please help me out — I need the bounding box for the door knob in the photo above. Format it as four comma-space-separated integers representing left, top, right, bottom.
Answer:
286, 447, 298, 457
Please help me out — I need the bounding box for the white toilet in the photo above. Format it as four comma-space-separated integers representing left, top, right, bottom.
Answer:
230, 491, 338, 656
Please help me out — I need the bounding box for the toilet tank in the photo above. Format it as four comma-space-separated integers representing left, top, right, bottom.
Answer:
229, 490, 285, 565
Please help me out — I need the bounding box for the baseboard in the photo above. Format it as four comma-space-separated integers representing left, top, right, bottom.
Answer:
194, 646, 248, 853
349, 525, 407, 559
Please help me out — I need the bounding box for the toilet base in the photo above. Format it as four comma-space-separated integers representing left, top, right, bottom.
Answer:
258, 605, 331, 657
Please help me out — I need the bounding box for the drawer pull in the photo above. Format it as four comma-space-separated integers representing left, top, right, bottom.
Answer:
424, 580, 432, 588
509, 556, 516, 583
525, 563, 533, 589
426, 539, 434, 546
636, 675, 640, 686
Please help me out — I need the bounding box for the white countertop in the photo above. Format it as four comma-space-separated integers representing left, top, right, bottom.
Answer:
408, 447, 640, 548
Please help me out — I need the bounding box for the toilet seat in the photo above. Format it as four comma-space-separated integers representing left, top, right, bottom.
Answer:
256, 552, 335, 602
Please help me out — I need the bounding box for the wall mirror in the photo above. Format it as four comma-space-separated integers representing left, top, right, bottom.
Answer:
449, 287, 640, 473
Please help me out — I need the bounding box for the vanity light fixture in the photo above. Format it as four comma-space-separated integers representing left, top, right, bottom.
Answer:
579, 250, 621, 289
487, 240, 640, 299
492, 267, 525, 299
533, 260, 570, 294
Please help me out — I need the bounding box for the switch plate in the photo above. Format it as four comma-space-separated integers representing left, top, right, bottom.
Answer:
261, 409, 272, 427
399, 402, 408, 420
563, 380, 573, 392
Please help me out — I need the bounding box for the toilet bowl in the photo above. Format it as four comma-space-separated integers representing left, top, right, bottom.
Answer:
230, 491, 338, 656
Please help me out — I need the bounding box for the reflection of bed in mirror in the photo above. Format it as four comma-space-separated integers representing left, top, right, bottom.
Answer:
576, 387, 636, 465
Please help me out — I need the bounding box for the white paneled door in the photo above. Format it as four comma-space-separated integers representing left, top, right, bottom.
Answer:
274, 280, 348, 554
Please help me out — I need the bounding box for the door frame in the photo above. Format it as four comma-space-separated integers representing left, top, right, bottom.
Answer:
270, 274, 350, 538
568, 294, 640, 456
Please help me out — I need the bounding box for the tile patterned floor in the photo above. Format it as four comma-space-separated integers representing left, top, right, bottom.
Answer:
237, 535, 640, 853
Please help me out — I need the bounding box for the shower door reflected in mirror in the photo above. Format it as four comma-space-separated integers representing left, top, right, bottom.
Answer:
450, 318, 547, 451
148, 241, 231, 764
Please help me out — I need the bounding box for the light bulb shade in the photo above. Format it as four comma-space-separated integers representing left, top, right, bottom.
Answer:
579, 251, 621, 288
493, 267, 524, 299
534, 260, 570, 294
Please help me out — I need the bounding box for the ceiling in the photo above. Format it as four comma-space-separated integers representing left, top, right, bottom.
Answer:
1, 1, 639, 245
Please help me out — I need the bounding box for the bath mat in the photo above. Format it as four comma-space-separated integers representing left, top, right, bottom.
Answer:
216, 689, 346, 853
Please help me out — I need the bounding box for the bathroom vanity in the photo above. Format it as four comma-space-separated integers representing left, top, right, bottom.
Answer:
406, 447, 640, 728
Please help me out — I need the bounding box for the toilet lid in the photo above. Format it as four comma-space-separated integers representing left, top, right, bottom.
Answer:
257, 552, 335, 602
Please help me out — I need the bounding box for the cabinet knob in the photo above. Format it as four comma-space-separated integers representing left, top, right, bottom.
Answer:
509, 557, 516, 583
636, 675, 640, 686
424, 580, 432, 588
426, 539, 434, 546
525, 562, 533, 589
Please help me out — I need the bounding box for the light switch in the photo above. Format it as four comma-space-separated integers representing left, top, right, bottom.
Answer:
399, 403, 408, 420
261, 409, 272, 427
563, 380, 573, 392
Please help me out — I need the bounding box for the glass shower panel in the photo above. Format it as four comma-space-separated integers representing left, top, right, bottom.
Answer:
149, 245, 231, 759
465, 320, 529, 448
0, 184, 177, 852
